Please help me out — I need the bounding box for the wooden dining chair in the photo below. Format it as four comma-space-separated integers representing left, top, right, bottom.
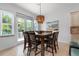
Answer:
45, 33, 54, 56
52, 32, 59, 53
27, 31, 41, 56
23, 32, 29, 51
46, 31, 59, 55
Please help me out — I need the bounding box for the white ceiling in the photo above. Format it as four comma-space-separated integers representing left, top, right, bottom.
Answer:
16, 3, 59, 15
16, 3, 79, 16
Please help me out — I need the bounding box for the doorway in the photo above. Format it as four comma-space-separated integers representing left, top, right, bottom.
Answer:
17, 17, 33, 42
17, 17, 25, 41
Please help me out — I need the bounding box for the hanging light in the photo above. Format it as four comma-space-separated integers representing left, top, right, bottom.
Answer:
36, 3, 45, 24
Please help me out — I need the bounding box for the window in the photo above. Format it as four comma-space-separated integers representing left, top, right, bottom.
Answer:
34, 20, 38, 31
26, 20, 33, 31
0, 10, 14, 36
17, 17, 25, 32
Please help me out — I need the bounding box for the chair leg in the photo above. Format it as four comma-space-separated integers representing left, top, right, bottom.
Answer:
27, 47, 31, 56
34, 44, 37, 56
46, 44, 47, 51
34, 48, 36, 56
23, 42, 26, 52
36, 44, 38, 51
46, 42, 49, 51
23, 38, 27, 52
57, 42, 59, 49
56, 40, 59, 49
52, 44, 54, 56
54, 40, 57, 53
27, 42, 32, 56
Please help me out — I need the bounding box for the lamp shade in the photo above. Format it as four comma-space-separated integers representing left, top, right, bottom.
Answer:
36, 15, 45, 24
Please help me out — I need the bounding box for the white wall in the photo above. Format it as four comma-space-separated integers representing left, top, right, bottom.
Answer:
1, 3, 79, 50
44, 4, 79, 44
0, 3, 35, 51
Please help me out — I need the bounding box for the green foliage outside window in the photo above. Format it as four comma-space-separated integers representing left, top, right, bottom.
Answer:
2, 14, 12, 35
18, 18, 25, 32
26, 20, 33, 31
2, 15, 11, 24
18, 18, 33, 32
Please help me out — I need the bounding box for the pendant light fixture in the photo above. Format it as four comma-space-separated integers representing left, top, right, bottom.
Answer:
36, 3, 45, 24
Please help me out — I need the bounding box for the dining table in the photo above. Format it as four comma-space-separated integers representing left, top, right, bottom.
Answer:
35, 32, 52, 56
23, 31, 58, 56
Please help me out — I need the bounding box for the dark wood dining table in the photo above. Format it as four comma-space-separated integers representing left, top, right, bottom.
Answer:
35, 32, 52, 56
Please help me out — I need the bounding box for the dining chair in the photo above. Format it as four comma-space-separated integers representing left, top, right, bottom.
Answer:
39, 31, 54, 55
23, 32, 29, 51
36, 31, 54, 55
46, 31, 59, 55
53, 32, 59, 53
27, 31, 41, 56
45, 33, 54, 56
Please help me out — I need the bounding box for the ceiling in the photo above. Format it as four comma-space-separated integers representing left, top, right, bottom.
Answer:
16, 3, 79, 16
15, 3, 59, 15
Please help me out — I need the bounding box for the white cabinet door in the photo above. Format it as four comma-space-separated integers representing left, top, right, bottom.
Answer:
71, 12, 79, 26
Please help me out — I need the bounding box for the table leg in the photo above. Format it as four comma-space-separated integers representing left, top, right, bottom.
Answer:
41, 36, 45, 56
